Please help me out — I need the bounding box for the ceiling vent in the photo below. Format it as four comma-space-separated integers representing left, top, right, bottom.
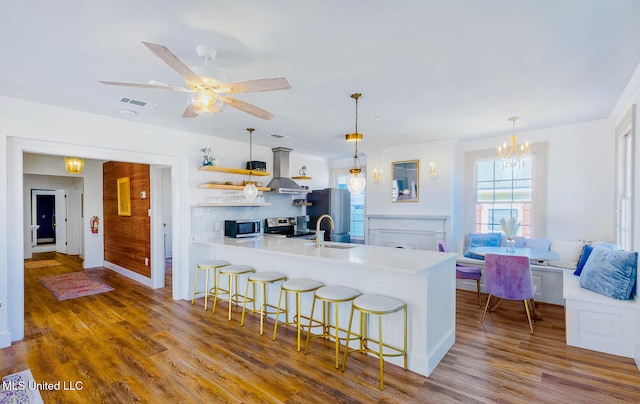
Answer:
270, 133, 289, 139
118, 97, 158, 110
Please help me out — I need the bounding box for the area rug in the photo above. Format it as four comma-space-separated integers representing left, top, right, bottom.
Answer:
39, 272, 113, 301
24, 260, 62, 269
1, 369, 44, 404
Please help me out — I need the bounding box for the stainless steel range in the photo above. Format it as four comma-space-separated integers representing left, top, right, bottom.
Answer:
264, 216, 315, 239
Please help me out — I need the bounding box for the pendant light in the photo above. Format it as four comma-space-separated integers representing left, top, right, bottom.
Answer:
243, 128, 259, 202
345, 93, 366, 196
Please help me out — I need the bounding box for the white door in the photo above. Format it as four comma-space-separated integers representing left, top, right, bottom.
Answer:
55, 189, 67, 254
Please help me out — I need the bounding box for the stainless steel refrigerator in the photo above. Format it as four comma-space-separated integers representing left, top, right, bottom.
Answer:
307, 188, 351, 242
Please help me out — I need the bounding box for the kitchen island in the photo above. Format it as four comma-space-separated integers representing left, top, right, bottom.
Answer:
192, 234, 457, 377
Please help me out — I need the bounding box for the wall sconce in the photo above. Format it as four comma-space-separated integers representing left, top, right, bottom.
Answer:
373, 168, 382, 183
429, 162, 438, 180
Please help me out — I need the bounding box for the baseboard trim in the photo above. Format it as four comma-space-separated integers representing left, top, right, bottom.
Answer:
0, 330, 12, 348
103, 261, 153, 288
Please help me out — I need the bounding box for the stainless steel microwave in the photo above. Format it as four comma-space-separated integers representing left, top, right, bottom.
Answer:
224, 220, 261, 238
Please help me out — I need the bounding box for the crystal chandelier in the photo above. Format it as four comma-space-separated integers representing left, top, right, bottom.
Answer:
243, 128, 259, 202
345, 93, 366, 196
498, 116, 530, 168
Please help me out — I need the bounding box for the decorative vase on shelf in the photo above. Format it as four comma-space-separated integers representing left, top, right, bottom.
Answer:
200, 146, 216, 166
500, 216, 521, 254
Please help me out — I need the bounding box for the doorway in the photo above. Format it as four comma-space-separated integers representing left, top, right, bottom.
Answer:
7, 139, 189, 344
35, 193, 55, 244
31, 189, 69, 253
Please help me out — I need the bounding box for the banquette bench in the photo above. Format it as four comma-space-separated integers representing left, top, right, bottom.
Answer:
456, 235, 640, 364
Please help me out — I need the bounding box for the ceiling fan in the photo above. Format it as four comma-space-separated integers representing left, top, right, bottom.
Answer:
99, 41, 291, 120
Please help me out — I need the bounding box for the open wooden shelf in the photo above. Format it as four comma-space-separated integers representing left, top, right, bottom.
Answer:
292, 176, 312, 180
292, 202, 312, 206
199, 184, 271, 191
198, 165, 271, 176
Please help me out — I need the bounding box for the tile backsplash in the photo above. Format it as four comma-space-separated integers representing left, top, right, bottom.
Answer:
191, 193, 304, 238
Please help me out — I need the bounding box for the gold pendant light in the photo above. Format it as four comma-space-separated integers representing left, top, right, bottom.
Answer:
243, 128, 259, 202
345, 93, 366, 196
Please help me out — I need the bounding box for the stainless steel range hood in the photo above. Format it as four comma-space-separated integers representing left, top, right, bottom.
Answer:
267, 147, 308, 194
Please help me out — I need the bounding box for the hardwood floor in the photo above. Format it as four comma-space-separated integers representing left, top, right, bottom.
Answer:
2, 252, 640, 403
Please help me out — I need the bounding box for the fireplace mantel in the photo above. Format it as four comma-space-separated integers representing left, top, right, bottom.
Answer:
365, 215, 449, 251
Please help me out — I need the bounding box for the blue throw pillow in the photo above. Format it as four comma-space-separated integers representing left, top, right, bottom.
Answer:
574, 244, 593, 276
464, 233, 501, 260
579, 246, 638, 300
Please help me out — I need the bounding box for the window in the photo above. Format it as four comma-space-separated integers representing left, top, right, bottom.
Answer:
465, 143, 547, 239
335, 174, 365, 241
615, 105, 635, 250
475, 158, 532, 237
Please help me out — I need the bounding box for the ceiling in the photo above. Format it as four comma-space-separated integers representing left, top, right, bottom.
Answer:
2, 1, 640, 159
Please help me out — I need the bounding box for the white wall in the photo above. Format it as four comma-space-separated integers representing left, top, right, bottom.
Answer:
365, 139, 456, 217
0, 95, 328, 345
362, 118, 616, 254
458, 119, 615, 247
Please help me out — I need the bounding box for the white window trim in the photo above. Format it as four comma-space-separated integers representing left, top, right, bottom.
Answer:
614, 104, 636, 250
464, 142, 548, 238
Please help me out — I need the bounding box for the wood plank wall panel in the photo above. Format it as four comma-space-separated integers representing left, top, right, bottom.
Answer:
103, 161, 151, 277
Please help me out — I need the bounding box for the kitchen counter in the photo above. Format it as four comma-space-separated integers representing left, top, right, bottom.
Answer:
195, 234, 454, 274
192, 234, 457, 377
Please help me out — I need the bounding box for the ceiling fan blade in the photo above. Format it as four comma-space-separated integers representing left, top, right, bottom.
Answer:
98, 80, 193, 92
214, 94, 275, 120
141, 41, 205, 86
182, 105, 199, 118
216, 77, 291, 94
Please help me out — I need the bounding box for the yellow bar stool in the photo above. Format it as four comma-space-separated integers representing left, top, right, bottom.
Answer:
240, 271, 288, 335
304, 285, 361, 369
272, 278, 324, 351
191, 260, 230, 310
212, 264, 256, 320
341, 293, 407, 390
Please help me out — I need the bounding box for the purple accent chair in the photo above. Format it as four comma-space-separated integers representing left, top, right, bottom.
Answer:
481, 254, 537, 334
437, 240, 482, 306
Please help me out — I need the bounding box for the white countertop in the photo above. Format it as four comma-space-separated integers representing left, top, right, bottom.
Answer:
193, 234, 456, 274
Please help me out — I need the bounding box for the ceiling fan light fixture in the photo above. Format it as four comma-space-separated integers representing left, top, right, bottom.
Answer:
99, 41, 290, 120
189, 65, 226, 89
64, 157, 84, 174
191, 91, 224, 115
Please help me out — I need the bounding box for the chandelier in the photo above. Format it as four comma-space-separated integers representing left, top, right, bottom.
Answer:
345, 93, 366, 196
64, 157, 84, 174
498, 116, 530, 168
243, 128, 259, 202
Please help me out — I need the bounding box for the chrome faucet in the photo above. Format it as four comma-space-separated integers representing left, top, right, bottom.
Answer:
315, 214, 334, 248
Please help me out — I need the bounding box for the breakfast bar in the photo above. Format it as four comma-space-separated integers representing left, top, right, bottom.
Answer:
192, 234, 457, 377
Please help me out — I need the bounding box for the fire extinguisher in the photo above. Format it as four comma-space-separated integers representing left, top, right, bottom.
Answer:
90, 216, 99, 234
